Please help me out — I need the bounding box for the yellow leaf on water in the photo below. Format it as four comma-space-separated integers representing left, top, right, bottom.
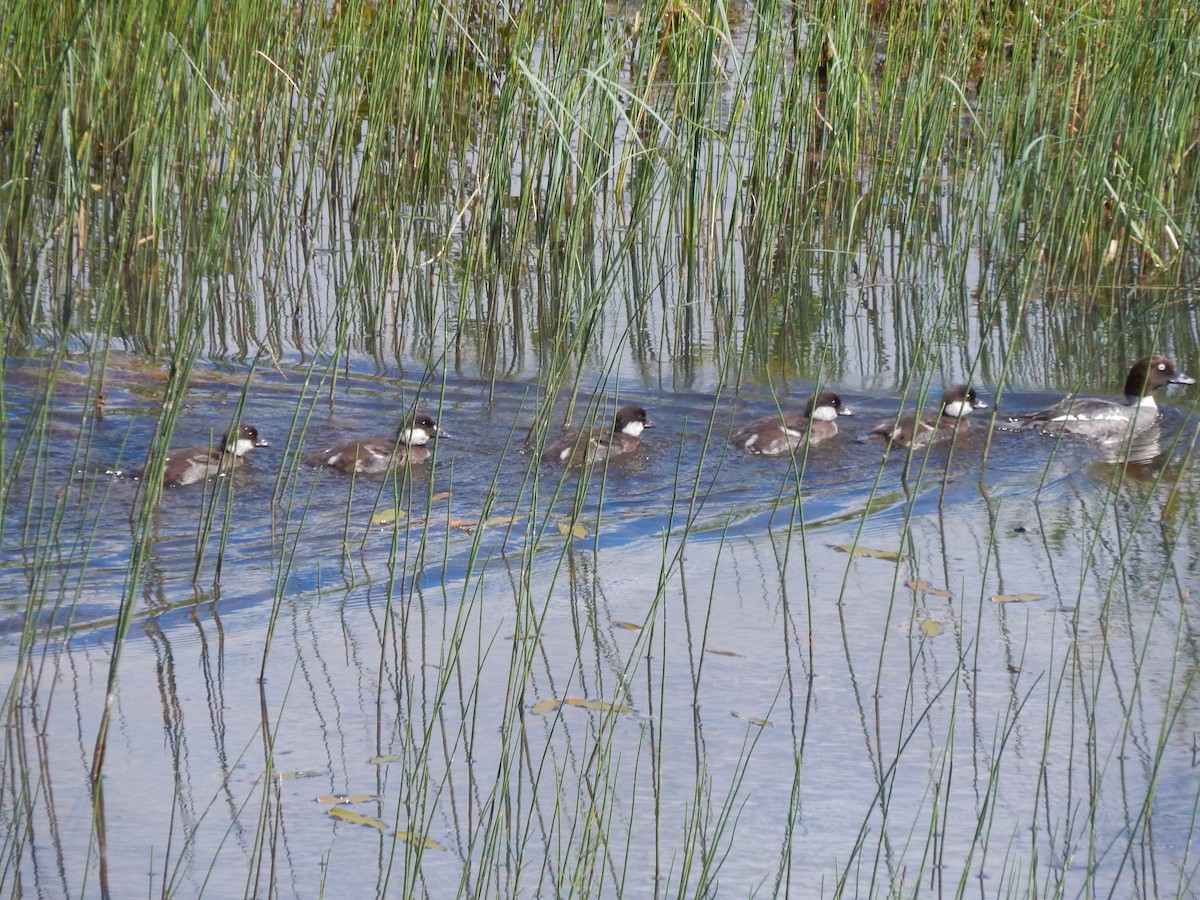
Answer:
316, 794, 376, 805
557, 522, 589, 539
484, 513, 525, 527
278, 770, 323, 780
906, 580, 952, 598
328, 807, 387, 831
613, 621, 641, 631
370, 508, 405, 526
919, 619, 943, 637
832, 544, 905, 561
530, 699, 561, 715
991, 593, 1048, 603
731, 712, 773, 727
430, 491, 451, 502
368, 755, 401, 765
565, 697, 635, 714
449, 517, 479, 532
395, 831, 445, 851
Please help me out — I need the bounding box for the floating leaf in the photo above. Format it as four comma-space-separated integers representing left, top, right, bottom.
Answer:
484, 513, 525, 527
832, 544, 905, 561
395, 831, 445, 851
731, 712, 773, 727
328, 807, 387, 831
316, 794, 377, 805
565, 697, 635, 714
906, 580, 952, 598
557, 522, 589, 539
613, 621, 641, 631
990, 593, 1048, 603
919, 619, 943, 637
530, 699, 561, 715
368, 754, 401, 765
278, 770, 323, 780
507, 632, 540, 642
371, 508, 405, 526
370, 508, 405, 526
430, 491, 451, 502
706, 648, 744, 658
448, 517, 479, 532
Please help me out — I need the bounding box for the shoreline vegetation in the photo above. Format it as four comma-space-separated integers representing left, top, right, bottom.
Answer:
2, 1, 1197, 374
3, 1, 1200, 896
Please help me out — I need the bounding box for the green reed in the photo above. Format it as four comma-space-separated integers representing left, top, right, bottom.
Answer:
4, 0, 1195, 385
4, 0, 1200, 896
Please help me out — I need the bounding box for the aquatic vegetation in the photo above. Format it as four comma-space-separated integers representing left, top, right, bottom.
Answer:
2, 0, 1200, 896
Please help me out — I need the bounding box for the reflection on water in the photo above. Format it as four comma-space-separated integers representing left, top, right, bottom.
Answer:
2, 358, 1200, 896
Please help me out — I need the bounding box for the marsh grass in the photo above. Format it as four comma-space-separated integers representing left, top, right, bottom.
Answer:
4, 0, 1200, 895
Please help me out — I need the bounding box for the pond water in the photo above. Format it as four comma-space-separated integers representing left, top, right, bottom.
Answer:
4, 351, 1200, 896
5, 2, 1200, 892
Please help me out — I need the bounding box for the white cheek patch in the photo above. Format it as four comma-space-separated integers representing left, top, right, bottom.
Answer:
623, 421, 645, 438
403, 427, 431, 445
944, 401, 970, 418
811, 406, 838, 422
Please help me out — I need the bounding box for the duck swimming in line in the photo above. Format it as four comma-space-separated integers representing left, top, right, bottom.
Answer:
153, 424, 270, 487
1005, 355, 1194, 445
306, 412, 440, 474
870, 385, 987, 449
541, 405, 652, 466
730, 391, 853, 456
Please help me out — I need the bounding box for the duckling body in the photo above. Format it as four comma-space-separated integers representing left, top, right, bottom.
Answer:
542, 405, 652, 466
870, 385, 986, 449
730, 391, 852, 456
307, 412, 439, 474
158, 424, 270, 487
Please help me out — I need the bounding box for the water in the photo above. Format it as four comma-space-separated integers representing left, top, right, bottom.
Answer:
3, 352, 1200, 897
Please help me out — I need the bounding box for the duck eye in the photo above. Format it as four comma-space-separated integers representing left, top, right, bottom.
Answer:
1158, 363, 1166, 370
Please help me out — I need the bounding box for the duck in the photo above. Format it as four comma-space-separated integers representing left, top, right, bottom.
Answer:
541, 405, 652, 466
306, 411, 439, 474
156, 424, 270, 487
1006, 355, 1194, 444
870, 384, 987, 449
730, 391, 852, 456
